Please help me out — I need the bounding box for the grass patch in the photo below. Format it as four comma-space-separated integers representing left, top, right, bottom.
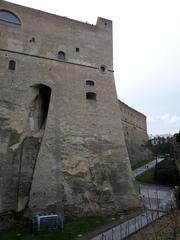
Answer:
0, 216, 113, 240
136, 168, 157, 184
131, 159, 152, 170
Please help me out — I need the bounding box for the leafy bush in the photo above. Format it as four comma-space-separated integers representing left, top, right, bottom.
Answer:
155, 159, 180, 186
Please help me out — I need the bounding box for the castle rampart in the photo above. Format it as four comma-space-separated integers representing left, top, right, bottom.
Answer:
0, 1, 140, 217
119, 100, 152, 164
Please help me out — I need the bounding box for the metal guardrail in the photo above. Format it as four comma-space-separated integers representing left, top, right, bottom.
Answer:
89, 184, 175, 240
91, 209, 167, 240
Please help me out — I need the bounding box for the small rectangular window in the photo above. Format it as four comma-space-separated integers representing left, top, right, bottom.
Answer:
86, 80, 94, 86
58, 51, 65, 61
86, 92, 96, 100
9, 60, 16, 70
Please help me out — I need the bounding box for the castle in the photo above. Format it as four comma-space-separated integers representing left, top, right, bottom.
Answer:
119, 101, 152, 164
0, 1, 149, 217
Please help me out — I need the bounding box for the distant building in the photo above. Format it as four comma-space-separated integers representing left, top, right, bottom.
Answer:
149, 134, 173, 146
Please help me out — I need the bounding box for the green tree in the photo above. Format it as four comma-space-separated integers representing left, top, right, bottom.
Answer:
154, 159, 180, 186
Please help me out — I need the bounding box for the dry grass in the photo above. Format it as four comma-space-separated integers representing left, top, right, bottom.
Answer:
128, 211, 180, 240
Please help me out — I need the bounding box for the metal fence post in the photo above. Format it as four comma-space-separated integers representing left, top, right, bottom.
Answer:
124, 224, 127, 238
120, 224, 122, 240
126, 223, 128, 237
138, 216, 140, 230
146, 211, 148, 223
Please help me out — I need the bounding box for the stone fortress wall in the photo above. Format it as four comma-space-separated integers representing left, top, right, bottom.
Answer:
119, 100, 152, 164
0, 1, 140, 217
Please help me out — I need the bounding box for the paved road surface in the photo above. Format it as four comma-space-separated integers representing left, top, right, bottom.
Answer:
133, 158, 164, 177
90, 159, 176, 240
139, 184, 175, 211
91, 183, 175, 240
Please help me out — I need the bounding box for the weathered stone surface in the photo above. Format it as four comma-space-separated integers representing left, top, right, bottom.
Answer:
119, 101, 153, 164
0, 1, 140, 217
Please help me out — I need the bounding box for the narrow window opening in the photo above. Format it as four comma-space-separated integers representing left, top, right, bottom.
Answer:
39, 86, 51, 128
9, 60, 16, 70
58, 51, 65, 61
76, 48, 79, 52
86, 92, 96, 100
86, 80, 94, 86
100, 65, 106, 72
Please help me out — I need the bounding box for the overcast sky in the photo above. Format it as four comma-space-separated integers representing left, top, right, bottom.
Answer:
7, 0, 180, 135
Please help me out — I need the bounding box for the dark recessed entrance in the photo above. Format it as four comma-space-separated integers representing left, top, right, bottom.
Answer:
30, 84, 51, 131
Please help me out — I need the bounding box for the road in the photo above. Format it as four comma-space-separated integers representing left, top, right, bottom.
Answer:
139, 183, 175, 211
90, 158, 176, 240
133, 158, 164, 177
91, 184, 175, 240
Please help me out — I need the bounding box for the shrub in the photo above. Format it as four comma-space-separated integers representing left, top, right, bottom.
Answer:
155, 160, 180, 186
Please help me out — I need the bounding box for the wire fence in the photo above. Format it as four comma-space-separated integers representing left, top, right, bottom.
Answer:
91, 209, 167, 240
90, 184, 176, 240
